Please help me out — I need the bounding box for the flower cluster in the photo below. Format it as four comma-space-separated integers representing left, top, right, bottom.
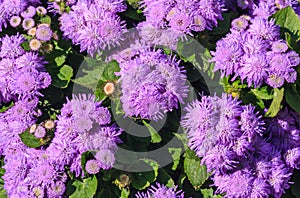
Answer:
8, 4, 57, 53
0, 99, 40, 156
0, 34, 51, 103
114, 44, 188, 121
140, 0, 226, 34
59, 0, 127, 56
135, 183, 184, 198
46, 94, 122, 177
182, 94, 300, 197
226, 0, 300, 14
252, 0, 300, 18
0, 0, 41, 31
211, 13, 299, 88
3, 147, 67, 197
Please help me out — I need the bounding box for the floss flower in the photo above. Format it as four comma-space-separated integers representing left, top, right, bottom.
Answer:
115, 45, 188, 121
59, 0, 127, 56
0, 34, 51, 103
47, 94, 122, 177
141, 0, 226, 34
182, 94, 300, 197
211, 14, 299, 88
2, 147, 67, 197
0, 0, 40, 32
136, 183, 184, 198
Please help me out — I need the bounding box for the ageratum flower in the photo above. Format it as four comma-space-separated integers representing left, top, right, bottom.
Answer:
182, 94, 299, 197
59, 0, 127, 56
0, 98, 39, 155
36, 25, 53, 41
141, 0, 226, 34
211, 13, 300, 88
9, 16, 21, 27
267, 108, 300, 155
0, 34, 51, 103
22, 18, 35, 30
2, 148, 67, 197
21, 5, 36, 18
136, 183, 184, 198
116, 46, 188, 121
0, 0, 40, 31
47, 94, 122, 177
253, 0, 300, 19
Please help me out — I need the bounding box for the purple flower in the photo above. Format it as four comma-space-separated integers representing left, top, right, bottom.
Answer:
36, 25, 53, 41
231, 16, 249, 31
141, 0, 226, 34
117, 46, 188, 121
3, 147, 67, 197
85, 159, 100, 174
213, 170, 253, 197
47, 94, 122, 175
22, 18, 35, 30
49, 181, 66, 197
248, 18, 280, 41
9, 16, 21, 27
0, 33, 25, 58
211, 31, 243, 77
36, 6, 47, 15
211, 13, 299, 88
272, 41, 288, 53
136, 183, 184, 198
34, 126, 46, 138
21, 5, 36, 18
59, 0, 127, 56
95, 149, 115, 170
181, 94, 300, 197
239, 54, 269, 87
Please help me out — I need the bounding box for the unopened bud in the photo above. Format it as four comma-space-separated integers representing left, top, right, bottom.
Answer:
104, 82, 115, 95
44, 120, 55, 130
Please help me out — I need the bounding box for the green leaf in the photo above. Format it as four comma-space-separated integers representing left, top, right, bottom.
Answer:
0, 102, 13, 113
21, 41, 30, 51
131, 160, 158, 190
201, 188, 223, 198
57, 65, 73, 81
266, 88, 284, 117
69, 176, 98, 198
202, 49, 215, 79
174, 133, 189, 150
157, 169, 175, 188
285, 32, 300, 53
120, 189, 130, 198
127, 0, 140, 9
271, 6, 300, 36
184, 149, 210, 190
122, 5, 144, 21
55, 55, 67, 67
73, 68, 104, 89
102, 60, 120, 81
19, 129, 42, 148
168, 147, 182, 171
251, 86, 274, 100
143, 159, 159, 179
177, 38, 204, 69
0, 189, 7, 198
285, 83, 300, 113
142, 120, 162, 143
40, 15, 51, 24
